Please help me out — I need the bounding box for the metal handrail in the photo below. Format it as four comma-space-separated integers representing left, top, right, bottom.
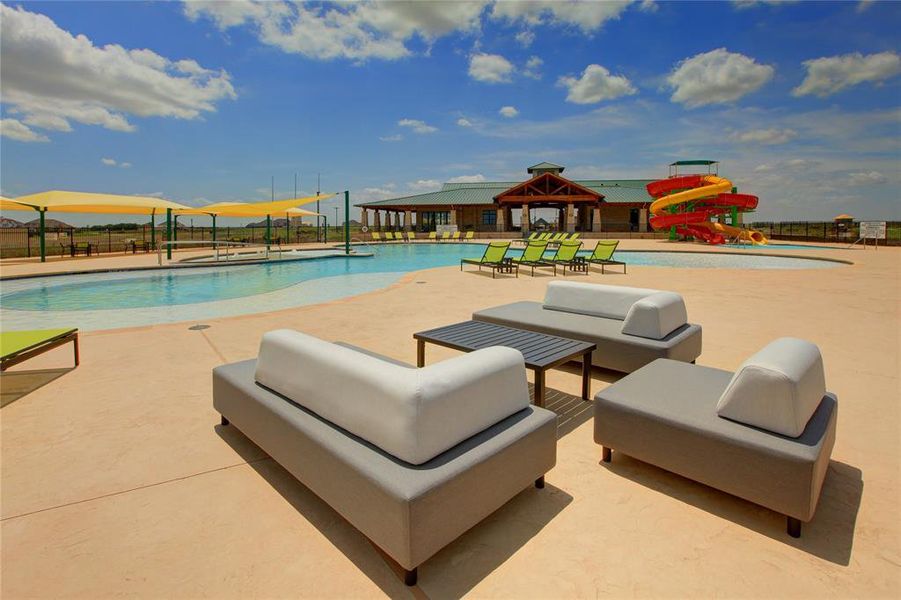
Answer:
157, 239, 268, 265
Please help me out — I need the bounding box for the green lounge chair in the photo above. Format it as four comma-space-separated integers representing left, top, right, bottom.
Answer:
1, 328, 80, 372
523, 232, 539, 242
538, 232, 551, 241
428, 231, 437, 241
549, 233, 566, 243
465, 231, 474, 240
512, 240, 555, 276
548, 240, 587, 275
460, 241, 517, 278
586, 240, 627, 274
441, 231, 451, 242
568, 232, 581, 241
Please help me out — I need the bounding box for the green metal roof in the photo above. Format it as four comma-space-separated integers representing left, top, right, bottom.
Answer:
357, 179, 654, 208
669, 160, 718, 166
527, 161, 565, 172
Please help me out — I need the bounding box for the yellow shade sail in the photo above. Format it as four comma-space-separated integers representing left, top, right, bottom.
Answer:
175, 194, 332, 217
5, 190, 190, 215
833, 214, 854, 220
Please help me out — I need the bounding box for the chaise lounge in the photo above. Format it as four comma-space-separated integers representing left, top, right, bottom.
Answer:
594, 337, 837, 538
213, 330, 557, 586
473, 281, 702, 373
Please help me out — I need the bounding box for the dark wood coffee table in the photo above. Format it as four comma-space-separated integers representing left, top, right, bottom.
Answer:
414, 320, 596, 408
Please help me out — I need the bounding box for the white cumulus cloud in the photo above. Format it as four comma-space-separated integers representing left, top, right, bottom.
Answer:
667, 48, 774, 107
847, 171, 887, 185
457, 117, 473, 127
0, 4, 235, 140
407, 179, 443, 192
499, 106, 519, 118
101, 157, 132, 168
792, 51, 901, 97
491, 0, 632, 32
184, 1, 488, 62
468, 52, 514, 83
732, 128, 798, 145
379, 134, 403, 142
523, 55, 543, 79
447, 174, 487, 183
1, 118, 49, 142
515, 30, 535, 47
398, 118, 437, 134
558, 64, 636, 104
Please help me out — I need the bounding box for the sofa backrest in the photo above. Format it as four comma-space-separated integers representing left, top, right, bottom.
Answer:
253, 330, 530, 465
716, 338, 827, 438
543, 281, 688, 340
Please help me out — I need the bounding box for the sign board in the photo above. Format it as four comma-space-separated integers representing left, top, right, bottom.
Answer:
860, 221, 886, 240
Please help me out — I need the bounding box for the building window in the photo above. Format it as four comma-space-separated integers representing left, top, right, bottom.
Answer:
419, 211, 449, 230
481, 210, 497, 226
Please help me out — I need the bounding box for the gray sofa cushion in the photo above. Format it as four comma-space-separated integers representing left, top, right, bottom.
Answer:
543, 281, 658, 320
594, 359, 836, 521
214, 359, 558, 570
621, 292, 688, 340
473, 301, 702, 373
717, 338, 827, 437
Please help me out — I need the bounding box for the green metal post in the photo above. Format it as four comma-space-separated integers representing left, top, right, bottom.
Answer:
730, 186, 739, 225
344, 190, 350, 255
212, 214, 217, 243
39, 208, 46, 262
266, 215, 271, 251
173, 216, 178, 244
166, 208, 172, 259
151, 210, 156, 250
285, 212, 290, 245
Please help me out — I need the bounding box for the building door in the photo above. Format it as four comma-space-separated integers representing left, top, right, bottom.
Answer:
629, 208, 640, 231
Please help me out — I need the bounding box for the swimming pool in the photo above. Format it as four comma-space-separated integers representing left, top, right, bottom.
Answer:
0, 244, 845, 330
723, 243, 841, 251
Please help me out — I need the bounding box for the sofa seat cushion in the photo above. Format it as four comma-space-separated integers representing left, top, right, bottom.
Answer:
716, 338, 827, 437
254, 330, 530, 465
473, 301, 702, 373
594, 359, 836, 521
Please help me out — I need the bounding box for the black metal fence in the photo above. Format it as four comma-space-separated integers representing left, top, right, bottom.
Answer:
0, 225, 360, 259
750, 221, 900, 246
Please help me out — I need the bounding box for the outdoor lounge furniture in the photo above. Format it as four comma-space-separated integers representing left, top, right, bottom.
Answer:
548, 240, 587, 275
586, 240, 627, 273
428, 231, 437, 241
1, 328, 79, 372
370, 232, 382, 242
594, 337, 837, 538
213, 330, 557, 586
465, 231, 474, 240
473, 281, 702, 373
441, 231, 450, 241
415, 320, 595, 408
452, 231, 461, 241
69, 241, 94, 257
460, 241, 517, 278
407, 231, 416, 241
512, 239, 556, 276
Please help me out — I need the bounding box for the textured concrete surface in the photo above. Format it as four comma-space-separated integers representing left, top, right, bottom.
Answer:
1, 240, 898, 598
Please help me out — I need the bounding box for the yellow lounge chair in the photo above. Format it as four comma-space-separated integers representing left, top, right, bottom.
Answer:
465, 231, 474, 240
441, 232, 451, 241
452, 231, 461, 241
1, 328, 79, 372
428, 231, 437, 241
407, 231, 416, 241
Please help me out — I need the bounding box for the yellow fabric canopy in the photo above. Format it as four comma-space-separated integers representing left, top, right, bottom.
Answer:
834, 214, 854, 220
4, 190, 190, 215
175, 194, 331, 217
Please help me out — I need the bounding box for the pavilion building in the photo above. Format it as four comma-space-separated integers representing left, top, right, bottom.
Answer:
356, 162, 655, 235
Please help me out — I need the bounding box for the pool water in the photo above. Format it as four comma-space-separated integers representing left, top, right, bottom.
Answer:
0, 243, 844, 330
723, 243, 840, 251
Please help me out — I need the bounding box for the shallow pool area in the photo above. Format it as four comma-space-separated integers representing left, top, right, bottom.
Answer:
0, 243, 846, 330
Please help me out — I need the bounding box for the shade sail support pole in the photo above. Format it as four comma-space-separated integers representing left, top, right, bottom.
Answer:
344, 190, 350, 255
151, 210, 156, 251
166, 209, 172, 260
266, 214, 271, 256
39, 208, 46, 262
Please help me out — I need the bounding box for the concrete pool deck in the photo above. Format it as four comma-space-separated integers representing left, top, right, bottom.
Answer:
0, 239, 898, 598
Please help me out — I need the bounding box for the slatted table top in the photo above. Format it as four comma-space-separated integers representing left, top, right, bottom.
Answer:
414, 320, 595, 370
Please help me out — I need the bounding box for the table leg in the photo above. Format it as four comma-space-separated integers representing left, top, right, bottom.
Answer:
534, 369, 545, 408
73, 333, 80, 367
581, 351, 591, 401
416, 340, 425, 368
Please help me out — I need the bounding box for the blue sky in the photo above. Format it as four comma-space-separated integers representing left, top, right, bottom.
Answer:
1, 0, 899, 225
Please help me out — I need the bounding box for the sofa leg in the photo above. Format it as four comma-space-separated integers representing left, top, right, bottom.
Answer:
601, 447, 612, 463
404, 567, 418, 586
535, 476, 545, 489
220, 415, 229, 426
787, 516, 802, 538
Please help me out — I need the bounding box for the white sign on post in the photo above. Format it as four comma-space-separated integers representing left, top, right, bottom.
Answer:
860, 221, 886, 239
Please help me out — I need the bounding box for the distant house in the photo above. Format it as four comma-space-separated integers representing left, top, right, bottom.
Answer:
0, 217, 26, 228
533, 218, 551, 230
26, 218, 74, 229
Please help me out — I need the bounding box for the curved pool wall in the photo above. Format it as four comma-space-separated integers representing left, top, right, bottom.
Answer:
0, 244, 847, 331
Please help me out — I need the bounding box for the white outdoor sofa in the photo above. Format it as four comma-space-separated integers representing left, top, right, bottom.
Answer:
595, 338, 837, 538
473, 281, 702, 373
213, 330, 557, 586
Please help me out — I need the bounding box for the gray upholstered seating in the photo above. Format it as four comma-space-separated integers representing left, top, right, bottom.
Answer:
213, 330, 557, 586
594, 338, 837, 538
473, 281, 702, 373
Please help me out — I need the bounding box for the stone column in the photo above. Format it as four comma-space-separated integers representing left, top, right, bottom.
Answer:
592, 206, 602, 233
449, 208, 457, 226
566, 203, 575, 233
374, 210, 381, 231
639, 208, 648, 233
521, 205, 530, 233
361, 208, 369, 229
496, 207, 506, 232
404, 210, 412, 232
